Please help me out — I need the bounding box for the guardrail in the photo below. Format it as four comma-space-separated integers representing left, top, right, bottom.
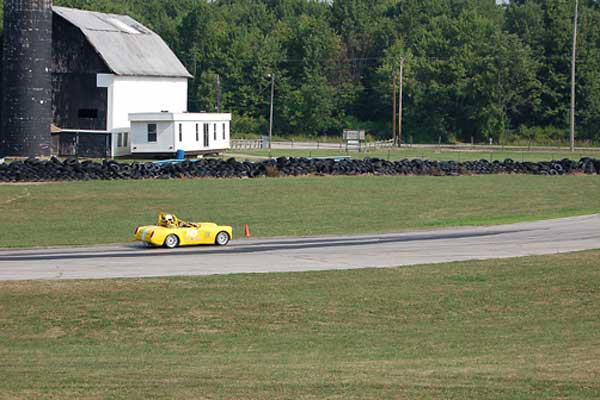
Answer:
409, 143, 600, 153
232, 139, 397, 151
365, 139, 394, 150
230, 138, 600, 153
231, 139, 263, 150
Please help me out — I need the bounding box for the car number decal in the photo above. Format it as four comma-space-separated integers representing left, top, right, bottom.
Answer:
186, 229, 200, 241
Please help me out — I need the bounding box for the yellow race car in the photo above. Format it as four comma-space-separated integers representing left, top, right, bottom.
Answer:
134, 213, 233, 249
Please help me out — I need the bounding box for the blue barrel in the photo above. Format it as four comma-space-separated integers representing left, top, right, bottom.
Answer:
175, 149, 185, 160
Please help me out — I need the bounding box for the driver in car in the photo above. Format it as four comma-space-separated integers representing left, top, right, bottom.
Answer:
161, 214, 177, 228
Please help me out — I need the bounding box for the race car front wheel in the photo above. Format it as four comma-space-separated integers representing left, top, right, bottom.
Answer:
164, 234, 180, 249
215, 231, 230, 246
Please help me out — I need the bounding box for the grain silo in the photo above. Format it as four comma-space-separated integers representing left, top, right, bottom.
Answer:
0, 0, 53, 157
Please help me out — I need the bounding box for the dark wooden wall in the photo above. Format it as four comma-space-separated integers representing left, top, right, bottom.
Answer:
51, 14, 111, 131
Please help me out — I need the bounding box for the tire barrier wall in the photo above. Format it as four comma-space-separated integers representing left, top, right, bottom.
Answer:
1, 156, 599, 183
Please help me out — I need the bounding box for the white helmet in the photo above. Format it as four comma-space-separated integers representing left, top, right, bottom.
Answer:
164, 214, 174, 223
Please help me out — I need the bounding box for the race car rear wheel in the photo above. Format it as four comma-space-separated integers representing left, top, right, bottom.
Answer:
164, 234, 180, 249
215, 231, 230, 246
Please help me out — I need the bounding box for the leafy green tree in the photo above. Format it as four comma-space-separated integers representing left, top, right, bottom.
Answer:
573, 0, 600, 141
0, 0, 598, 142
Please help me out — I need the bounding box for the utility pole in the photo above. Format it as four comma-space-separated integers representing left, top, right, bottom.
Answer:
216, 74, 222, 113
268, 73, 275, 150
398, 57, 405, 148
392, 72, 397, 145
570, 0, 579, 152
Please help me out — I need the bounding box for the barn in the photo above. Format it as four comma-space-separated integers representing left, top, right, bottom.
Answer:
0, 0, 231, 158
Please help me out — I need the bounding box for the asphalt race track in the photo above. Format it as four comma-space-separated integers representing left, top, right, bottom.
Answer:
0, 214, 599, 281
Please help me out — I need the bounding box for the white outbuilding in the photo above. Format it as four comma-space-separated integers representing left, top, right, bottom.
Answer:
127, 112, 232, 157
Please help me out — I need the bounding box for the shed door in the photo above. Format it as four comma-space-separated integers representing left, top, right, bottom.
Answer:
203, 124, 209, 147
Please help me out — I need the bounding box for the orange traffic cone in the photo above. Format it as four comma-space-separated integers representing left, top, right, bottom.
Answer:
244, 224, 251, 238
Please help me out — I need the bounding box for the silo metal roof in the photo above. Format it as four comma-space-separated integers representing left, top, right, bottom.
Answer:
53, 6, 193, 78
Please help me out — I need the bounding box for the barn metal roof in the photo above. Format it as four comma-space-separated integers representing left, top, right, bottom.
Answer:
52, 6, 192, 78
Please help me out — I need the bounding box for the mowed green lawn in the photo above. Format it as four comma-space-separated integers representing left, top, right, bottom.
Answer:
0, 175, 599, 248
1, 251, 599, 399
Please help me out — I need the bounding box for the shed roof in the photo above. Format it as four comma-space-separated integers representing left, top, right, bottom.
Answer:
53, 6, 192, 78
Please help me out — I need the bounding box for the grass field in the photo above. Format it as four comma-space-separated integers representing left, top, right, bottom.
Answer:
1, 251, 599, 399
1, 175, 599, 248
227, 147, 600, 162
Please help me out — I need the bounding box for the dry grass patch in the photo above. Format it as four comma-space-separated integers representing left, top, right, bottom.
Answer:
0, 175, 599, 248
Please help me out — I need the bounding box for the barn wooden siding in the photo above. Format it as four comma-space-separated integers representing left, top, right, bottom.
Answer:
52, 12, 111, 132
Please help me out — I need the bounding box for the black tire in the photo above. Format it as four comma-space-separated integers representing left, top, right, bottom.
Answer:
215, 231, 230, 246
164, 234, 180, 249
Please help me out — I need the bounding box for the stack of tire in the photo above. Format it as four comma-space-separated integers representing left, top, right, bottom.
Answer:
0, 156, 598, 183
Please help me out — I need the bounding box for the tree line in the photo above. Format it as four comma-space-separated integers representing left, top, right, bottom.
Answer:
3, 0, 599, 144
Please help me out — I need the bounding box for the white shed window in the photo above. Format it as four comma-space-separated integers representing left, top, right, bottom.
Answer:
214, 124, 217, 141
147, 124, 157, 142
117, 133, 123, 147
123, 132, 129, 147
196, 124, 199, 142
223, 123, 226, 140
179, 124, 183, 142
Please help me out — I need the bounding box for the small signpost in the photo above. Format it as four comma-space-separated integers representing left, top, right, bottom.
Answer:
343, 129, 366, 152
261, 136, 270, 149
